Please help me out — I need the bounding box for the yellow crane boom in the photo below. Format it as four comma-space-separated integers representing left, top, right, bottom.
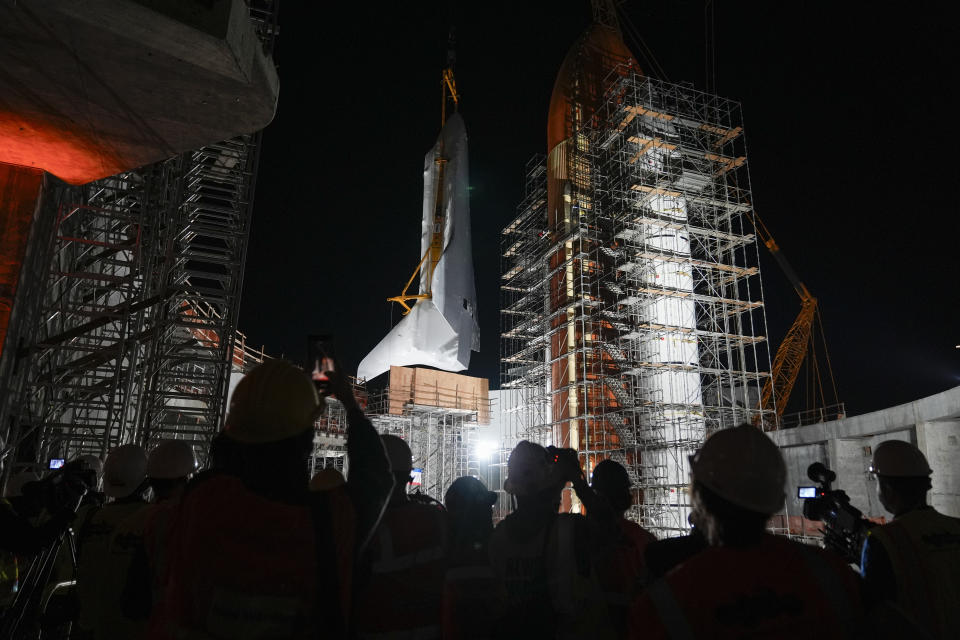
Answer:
751, 211, 820, 424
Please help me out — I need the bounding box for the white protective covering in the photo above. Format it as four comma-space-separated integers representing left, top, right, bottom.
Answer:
358, 113, 479, 381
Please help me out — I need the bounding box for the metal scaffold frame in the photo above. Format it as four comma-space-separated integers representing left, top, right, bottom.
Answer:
0, 4, 277, 480
309, 384, 486, 505
500, 72, 774, 538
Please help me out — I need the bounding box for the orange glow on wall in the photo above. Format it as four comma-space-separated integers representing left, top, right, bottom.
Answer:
0, 162, 44, 360
0, 111, 128, 186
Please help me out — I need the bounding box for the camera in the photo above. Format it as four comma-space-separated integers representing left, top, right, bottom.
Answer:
545, 446, 582, 482
24, 458, 98, 513
799, 462, 873, 565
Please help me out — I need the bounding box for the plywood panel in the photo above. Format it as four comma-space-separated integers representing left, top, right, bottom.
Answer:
388, 366, 490, 424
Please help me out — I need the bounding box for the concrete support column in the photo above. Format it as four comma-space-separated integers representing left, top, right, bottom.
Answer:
916, 419, 960, 517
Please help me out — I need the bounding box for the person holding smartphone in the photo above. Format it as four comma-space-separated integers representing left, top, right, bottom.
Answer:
147, 356, 393, 639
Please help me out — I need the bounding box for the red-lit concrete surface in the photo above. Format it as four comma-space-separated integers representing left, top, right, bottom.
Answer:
0, 0, 279, 360
0, 0, 278, 185
545, 25, 640, 510
0, 164, 44, 361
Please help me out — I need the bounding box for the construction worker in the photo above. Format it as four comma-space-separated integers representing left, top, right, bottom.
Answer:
589, 459, 656, 635
861, 439, 960, 638
147, 358, 392, 639
353, 434, 448, 639
441, 475, 502, 640
117, 440, 199, 625
488, 441, 616, 640
74, 443, 150, 639
627, 424, 868, 639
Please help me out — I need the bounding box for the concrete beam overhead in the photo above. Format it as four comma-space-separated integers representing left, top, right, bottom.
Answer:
0, 0, 279, 184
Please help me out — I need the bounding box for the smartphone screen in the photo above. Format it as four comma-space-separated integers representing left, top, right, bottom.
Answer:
797, 486, 817, 499
307, 334, 336, 391
49, 458, 65, 470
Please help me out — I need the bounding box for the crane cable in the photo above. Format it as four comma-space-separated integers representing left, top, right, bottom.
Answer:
615, 6, 670, 81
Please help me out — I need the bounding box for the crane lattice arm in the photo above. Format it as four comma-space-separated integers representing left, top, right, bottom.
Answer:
750, 211, 818, 422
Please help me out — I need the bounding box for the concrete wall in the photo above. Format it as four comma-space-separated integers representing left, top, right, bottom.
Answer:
771, 385, 960, 523
917, 419, 960, 515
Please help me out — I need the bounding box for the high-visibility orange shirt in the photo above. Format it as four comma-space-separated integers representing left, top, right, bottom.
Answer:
628, 534, 865, 639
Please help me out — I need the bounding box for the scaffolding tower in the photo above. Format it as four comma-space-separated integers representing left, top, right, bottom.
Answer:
310, 382, 486, 504
501, 72, 773, 538
0, 5, 277, 477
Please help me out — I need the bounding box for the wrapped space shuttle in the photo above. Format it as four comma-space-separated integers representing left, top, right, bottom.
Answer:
358, 112, 479, 381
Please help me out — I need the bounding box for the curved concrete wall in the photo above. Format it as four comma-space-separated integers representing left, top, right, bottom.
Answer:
770, 385, 960, 524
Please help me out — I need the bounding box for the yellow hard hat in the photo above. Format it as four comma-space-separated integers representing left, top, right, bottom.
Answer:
224, 359, 319, 444
870, 440, 931, 477
690, 424, 786, 515
503, 440, 553, 496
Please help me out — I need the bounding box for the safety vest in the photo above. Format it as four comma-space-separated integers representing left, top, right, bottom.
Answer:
594, 518, 656, 633
441, 548, 503, 640
865, 507, 960, 638
148, 474, 356, 640
353, 501, 448, 639
488, 513, 614, 640
75, 500, 150, 635
628, 534, 865, 639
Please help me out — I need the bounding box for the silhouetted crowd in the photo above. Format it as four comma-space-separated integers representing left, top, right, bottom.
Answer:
1, 359, 958, 639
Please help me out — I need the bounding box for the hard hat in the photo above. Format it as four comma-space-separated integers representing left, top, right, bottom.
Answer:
591, 459, 632, 511
503, 440, 553, 496
381, 434, 412, 474
147, 440, 198, 479
689, 424, 786, 515
5, 471, 40, 497
309, 467, 346, 491
224, 359, 320, 444
76, 454, 104, 481
870, 440, 932, 477
445, 475, 497, 514
102, 444, 148, 498
592, 459, 631, 493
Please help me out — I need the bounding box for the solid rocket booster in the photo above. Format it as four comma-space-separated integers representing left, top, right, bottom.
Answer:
358, 113, 479, 381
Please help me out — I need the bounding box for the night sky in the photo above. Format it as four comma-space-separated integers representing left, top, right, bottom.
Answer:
241, 2, 959, 417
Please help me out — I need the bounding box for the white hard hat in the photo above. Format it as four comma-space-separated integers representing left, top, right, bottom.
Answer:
103, 444, 147, 498
870, 440, 931, 477
225, 360, 319, 444
690, 424, 786, 515
5, 471, 40, 497
380, 435, 412, 474
147, 440, 198, 479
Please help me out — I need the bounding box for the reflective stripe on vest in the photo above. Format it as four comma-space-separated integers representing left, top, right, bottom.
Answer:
372, 526, 446, 574
154, 475, 354, 639
355, 503, 447, 639
646, 579, 695, 640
